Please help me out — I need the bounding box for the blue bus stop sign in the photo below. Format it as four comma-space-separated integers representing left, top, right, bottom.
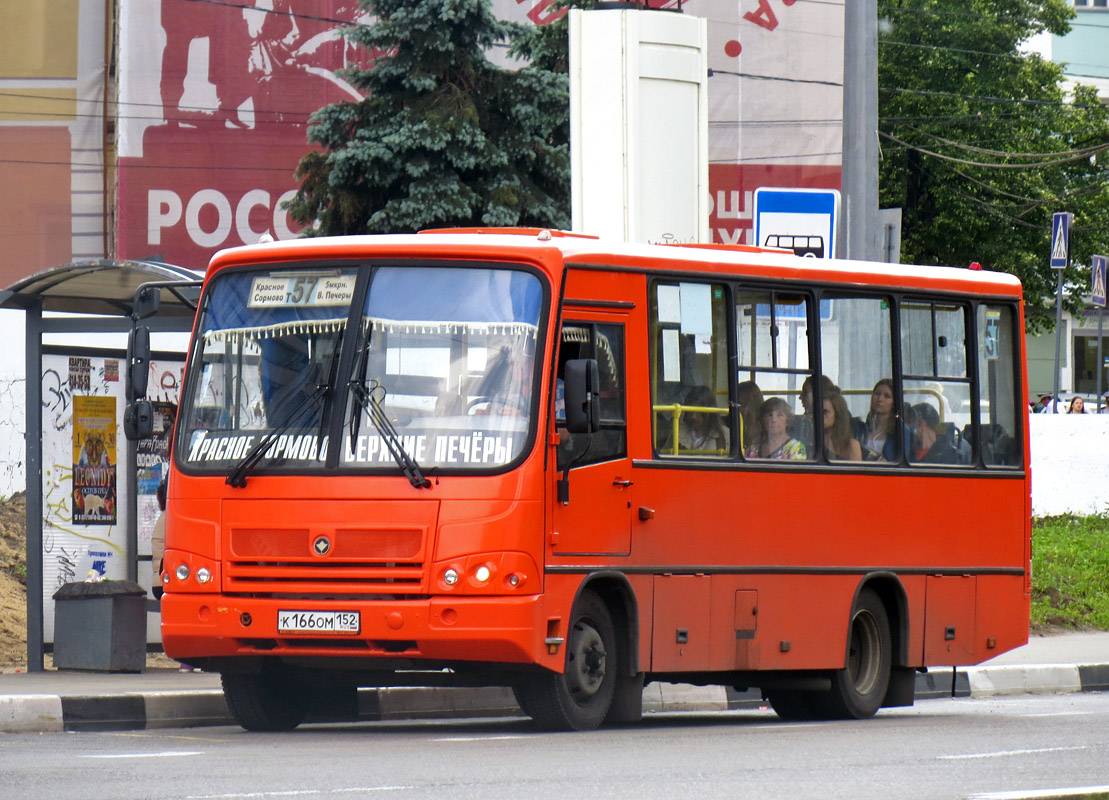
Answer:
753, 188, 840, 259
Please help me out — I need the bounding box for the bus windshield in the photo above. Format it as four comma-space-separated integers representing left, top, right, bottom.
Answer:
180, 264, 545, 477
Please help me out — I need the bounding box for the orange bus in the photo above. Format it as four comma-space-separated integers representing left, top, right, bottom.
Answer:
139, 228, 1029, 731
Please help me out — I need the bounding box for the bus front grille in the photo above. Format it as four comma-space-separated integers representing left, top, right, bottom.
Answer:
224, 561, 425, 593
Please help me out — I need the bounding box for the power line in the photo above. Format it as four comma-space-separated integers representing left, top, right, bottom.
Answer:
178, 0, 369, 30
709, 68, 842, 88
879, 130, 1109, 169
878, 85, 1091, 109
898, 123, 1109, 161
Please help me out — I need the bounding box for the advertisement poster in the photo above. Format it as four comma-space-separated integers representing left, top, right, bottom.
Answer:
114, 0, 844, 267
41, 351, 129, 641
71, 395, 118, 526
137, 401, 178, 557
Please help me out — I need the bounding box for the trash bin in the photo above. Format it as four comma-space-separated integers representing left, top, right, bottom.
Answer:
52, 580, 147, 672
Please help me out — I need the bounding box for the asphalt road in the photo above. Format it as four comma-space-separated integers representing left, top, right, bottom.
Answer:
2, 692, 1107, 800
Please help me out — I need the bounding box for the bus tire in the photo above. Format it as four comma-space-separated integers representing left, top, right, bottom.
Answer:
516, 591, 616, 731
819, 588, 892, 719
221, 666, 312, 732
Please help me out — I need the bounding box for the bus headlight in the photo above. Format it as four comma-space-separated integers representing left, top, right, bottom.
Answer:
474, 565, 492, 584
175, 564, 190, 581
443, 568, 459, 586
196, 567, 212, 584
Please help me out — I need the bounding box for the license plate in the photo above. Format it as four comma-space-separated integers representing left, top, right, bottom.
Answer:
277, 610, 360, 634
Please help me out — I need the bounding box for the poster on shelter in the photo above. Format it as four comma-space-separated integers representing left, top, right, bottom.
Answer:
137, 401, 178, 556
72, 395, 118, 525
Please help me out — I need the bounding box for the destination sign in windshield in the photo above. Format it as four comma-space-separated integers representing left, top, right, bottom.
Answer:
248, 273, 356, 308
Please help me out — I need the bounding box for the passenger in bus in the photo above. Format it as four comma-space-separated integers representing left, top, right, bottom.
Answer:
793, 374, 838, 451
1067, 396, 1086, 414
736, 380, 764, 452
911, 403, 959, 464
679, 385, 729, 454
823, 391, 863, 461
747, 397, 807, 460
863, 378, 911, 462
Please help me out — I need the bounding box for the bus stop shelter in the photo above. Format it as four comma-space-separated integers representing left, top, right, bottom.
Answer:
0, 260, 202, 671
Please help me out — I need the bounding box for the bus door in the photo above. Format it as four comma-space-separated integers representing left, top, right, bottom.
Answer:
551, 318, 632, 556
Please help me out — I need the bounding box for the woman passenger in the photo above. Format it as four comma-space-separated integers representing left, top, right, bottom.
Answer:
1067, 396, 1086, 414
864, 378, 905, 461
679, 385, 729, 453
736, 380, 764, 452
823, 391, 862, 461
747, 396, 807, 460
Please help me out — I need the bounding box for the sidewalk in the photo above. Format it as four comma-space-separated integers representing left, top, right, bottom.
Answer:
1, 631, 1106, 734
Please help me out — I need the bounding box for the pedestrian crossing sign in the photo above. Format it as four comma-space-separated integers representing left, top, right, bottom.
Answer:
1093, 255, 1107, 308
1050, 212, 1072, 270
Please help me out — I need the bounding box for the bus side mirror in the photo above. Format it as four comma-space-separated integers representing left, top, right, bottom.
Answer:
133, 284, 162, 320
124, 400, 154, 440
127, 324, 150, 402
564, 358, 600, 434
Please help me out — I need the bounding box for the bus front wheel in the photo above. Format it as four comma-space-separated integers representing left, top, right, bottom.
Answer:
515, 591, 617, 731
221, 665, 312, 732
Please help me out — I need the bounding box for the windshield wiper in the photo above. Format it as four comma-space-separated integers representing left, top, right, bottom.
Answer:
349, 379, 431, 489
225, 380, 329, 488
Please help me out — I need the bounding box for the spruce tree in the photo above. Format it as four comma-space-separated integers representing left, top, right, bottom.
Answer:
287, 0, 570, 235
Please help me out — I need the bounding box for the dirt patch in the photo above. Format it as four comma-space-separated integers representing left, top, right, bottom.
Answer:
0, 492, 28, 669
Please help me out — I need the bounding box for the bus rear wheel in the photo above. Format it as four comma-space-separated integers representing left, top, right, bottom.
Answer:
820, 588, 891, 719
767, 589, 891, 722
515, 591, 617, 731
221, 664, 312, 732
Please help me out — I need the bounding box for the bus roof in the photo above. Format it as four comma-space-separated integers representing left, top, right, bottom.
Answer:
209, 229, 1023, 298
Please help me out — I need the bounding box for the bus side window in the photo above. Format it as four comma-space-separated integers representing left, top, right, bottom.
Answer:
736, 288, 813, 461
903, 300, 973, 467
819, 295, 894, 464
977, 304, 1021, 467
555, 323, 627, 472
649, 281, 732, 458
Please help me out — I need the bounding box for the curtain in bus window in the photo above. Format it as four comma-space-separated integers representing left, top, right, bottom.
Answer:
345, 266, 545, 472
192, 268, 357, 435
819, 295, 893, 463
977, 304, 1021, 467
735, 290, 812, 460
902, 300, 972, 466
649, 281, 732, 457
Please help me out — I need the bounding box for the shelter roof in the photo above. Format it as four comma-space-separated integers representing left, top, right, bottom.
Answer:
0, 260, 203, 317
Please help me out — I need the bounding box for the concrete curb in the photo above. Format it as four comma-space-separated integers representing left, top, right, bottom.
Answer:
0, 664, 1104, 734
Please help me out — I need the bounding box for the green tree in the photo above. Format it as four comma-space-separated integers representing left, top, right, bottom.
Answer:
287, 0, 570, 235
878, 0, 1109, 331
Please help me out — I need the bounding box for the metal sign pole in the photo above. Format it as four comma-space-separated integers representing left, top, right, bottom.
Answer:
1093, 255, 1107, 412
1050, 212, 1073, 412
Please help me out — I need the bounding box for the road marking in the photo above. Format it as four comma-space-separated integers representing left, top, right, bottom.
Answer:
1018, 711, 1096, 718
938, 745, 1089, 761
969, 786, 1109, 800
187, 789, 412, 799
430, 734, 529, 742
80, 751, 203, 759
